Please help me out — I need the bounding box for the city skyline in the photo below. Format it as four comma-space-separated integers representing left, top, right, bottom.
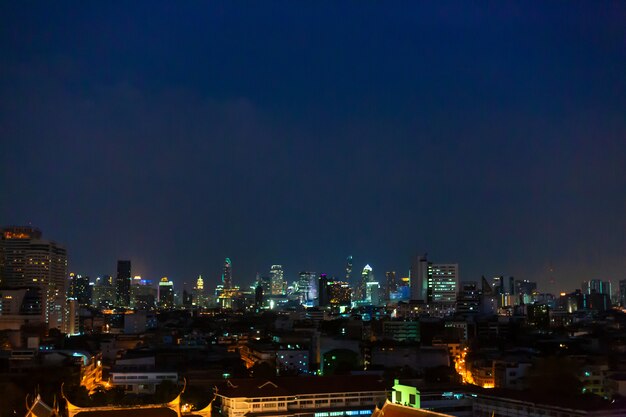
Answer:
1, 2, 625, 293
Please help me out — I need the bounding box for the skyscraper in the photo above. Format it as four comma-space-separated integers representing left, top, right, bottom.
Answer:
385, 271, 397, 301
222, 258, 233, 289
158, 277, 174, 309
116, 260, 131, 307
409, 254, 429, 301
297, 271, 318, 303
0, 226, 67, 328
427, 264, 458, 304
357, 264, 374, 302
345, 255, 353, 285
270, 265, 285, 295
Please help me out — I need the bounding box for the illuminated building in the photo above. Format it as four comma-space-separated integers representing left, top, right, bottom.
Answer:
297, 271, 317, 304
270, 264, 285, 295
620, 279, 626, 307
346, 255, 353, 284
130, 276, 156, 310
193, 274, 206, 308
366, 281, 380, 305
65, 298, 79, 335
92, 275, 116, 308
115, 260, 131, 307
68, 273, 91, 306
582, 279, 612, 296
357, 264, 374, 302
382, 320, 419, 342
214, 375, 387, 417
0, 226, 67, 329
456, 281, 480, 314
223, 257, 233, 289
427, 264, 458, 305
158, 277, 174, 308
328, 280, 351, 306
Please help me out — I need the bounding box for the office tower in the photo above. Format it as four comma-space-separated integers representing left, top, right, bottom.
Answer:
116, 260, 131, 307
254, 283, 263, 308
158, 277, 174, 308
456, 281, 480, 314
270, 265, 285, 295
427, 264, 458, 304
318, 274, 330, 307
182, 289, 193, 308
385, 271, 397, 301
0, 226, 67, 328
409, 254, 429, 301
346, 255, 353, 284
69, 273, 91, 307
298, 271, 317, 303
328, 281, 352, 306
131, 277, 156, 310
492, 276, 503, 295
193, 275, 206, 308
515, 279, 537, 304
366, 281, 380, 305
582, 279, 611, 296
357, 264, 374, 301
92, 275, 116, 308
222, 258, 233, 289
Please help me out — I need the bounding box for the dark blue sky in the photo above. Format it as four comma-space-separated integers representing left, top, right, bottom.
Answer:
1, 2, 625, 293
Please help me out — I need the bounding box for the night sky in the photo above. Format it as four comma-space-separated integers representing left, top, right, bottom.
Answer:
1, 2, 625, 293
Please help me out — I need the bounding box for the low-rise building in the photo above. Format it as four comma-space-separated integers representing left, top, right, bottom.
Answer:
214, 375, 387, 417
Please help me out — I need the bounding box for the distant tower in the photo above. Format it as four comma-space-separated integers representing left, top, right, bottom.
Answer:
222, 258, 232, 289
410, 254, 429, 301
358, 264, 374, 301
193, 275, 205, 308
385, 271, 397, 301
158, 277, 174, 308
345, 255, 353, 284
116, 260, 131, 307
270, 265, 285, 295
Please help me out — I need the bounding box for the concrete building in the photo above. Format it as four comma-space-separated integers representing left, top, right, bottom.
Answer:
214, 375, 387, 417
0, 226, 67, 329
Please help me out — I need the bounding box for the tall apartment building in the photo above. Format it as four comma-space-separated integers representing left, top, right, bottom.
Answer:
0, 226, 67, 328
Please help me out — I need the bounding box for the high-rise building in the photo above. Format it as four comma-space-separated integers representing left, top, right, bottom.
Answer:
68, 273, 91, 307
0, 226, 67, 328
270, 265, 285, 295
222, 258, 233, 289
92, 275, 116, 308
366, 281, 380, 305
193, 275, 206, 308
357, 264, 374, 302
409, 254, 429, 301
582, 279, 611, 296
116, 260, 131, 307
158, 277, 174, 309
385, 271, 397, 301
620, 279, 626, 307
328, 281, 351, 306
130, 277, 156, 310
346, 255, 353, 285
318, 274, 330, 307
298, 271, 317, 303
427, 264, 458, 304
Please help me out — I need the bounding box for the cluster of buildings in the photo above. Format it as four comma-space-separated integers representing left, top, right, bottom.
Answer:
3, 225, 626, 417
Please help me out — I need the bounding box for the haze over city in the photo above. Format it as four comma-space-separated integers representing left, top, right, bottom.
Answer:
1, 2, 625, 293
